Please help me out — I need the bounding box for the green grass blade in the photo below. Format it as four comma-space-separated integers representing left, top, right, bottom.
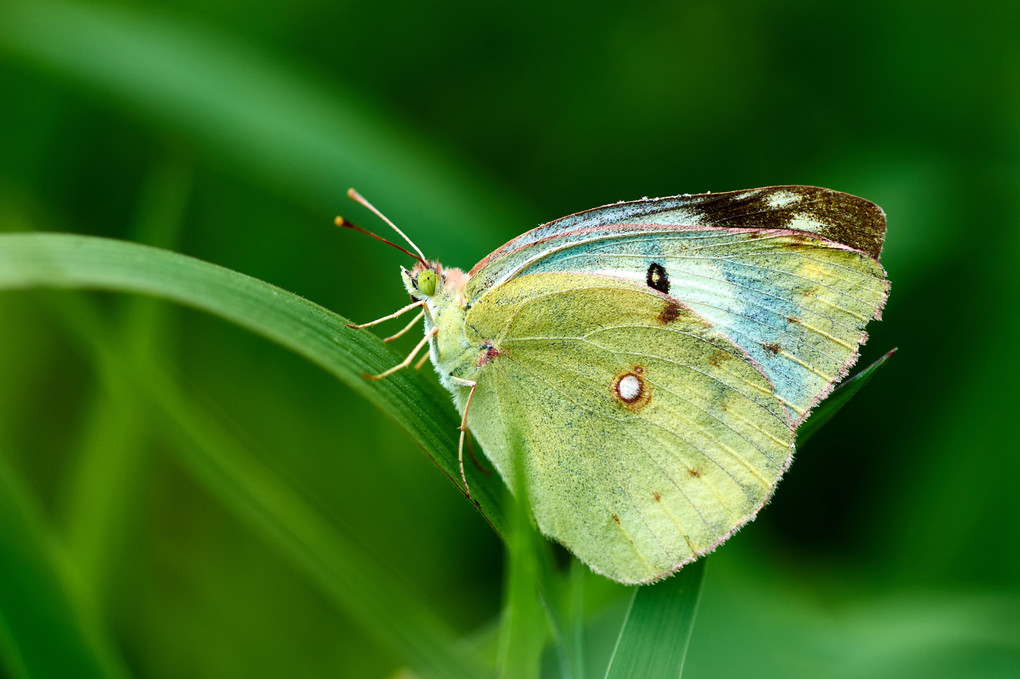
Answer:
0, 0, 528, 253
62, 154, 193, 592
565, 560, 588, 679
0, 232, 507, 531
75, 320, 485, 679
0, 232, 506, 674
603, 559, 706, 679
0, 450, 130, 679
496, 455, 547, 679
18, 258, 492, 677
797, 348, 898, 447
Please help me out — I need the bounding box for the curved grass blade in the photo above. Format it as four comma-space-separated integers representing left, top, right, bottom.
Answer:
797, 348, 898, 447
51, 295, 487, 679
0, 232, 507, 530
0, 232, 506, 676
0, 449, 129, 679
603, 559, 706, 679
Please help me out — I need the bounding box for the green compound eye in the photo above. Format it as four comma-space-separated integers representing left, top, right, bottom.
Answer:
417, 269, 438, 296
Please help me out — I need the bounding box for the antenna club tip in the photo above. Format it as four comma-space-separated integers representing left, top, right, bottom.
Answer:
347, 188, 361, 200
334, 216, 346, 227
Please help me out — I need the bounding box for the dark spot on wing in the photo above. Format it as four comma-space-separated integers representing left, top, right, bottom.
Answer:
658, 300, 683, 325
611, 513, 621, 524
708, 349, 732, 367
652, 491, 661, 502
646, 262, 670, 294
688, 468, 702, 478
786, 315, 799, 324
762, 342, 781, 356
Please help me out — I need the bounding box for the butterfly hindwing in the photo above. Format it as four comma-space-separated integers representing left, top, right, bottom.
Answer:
459, 272, 793, 583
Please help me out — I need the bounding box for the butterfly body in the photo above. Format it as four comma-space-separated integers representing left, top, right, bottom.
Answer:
377, 186, 888, 584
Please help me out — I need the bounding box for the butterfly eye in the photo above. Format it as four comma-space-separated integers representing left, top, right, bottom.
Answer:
417, 269, 438, 296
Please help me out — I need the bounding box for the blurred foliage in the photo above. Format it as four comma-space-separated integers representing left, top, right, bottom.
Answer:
0, 0, 1018, 676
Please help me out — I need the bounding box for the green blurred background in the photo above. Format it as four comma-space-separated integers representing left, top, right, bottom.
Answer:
1, 0, 1018, 677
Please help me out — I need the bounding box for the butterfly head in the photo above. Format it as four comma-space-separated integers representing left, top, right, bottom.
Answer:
402, 261, 439, 299
334, 189, 469, 304
402, 260, 469, 303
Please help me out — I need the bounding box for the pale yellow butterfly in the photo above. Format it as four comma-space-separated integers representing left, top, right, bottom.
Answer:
342, 186, 888, 584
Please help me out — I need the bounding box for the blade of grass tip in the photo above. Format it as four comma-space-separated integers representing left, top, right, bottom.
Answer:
62, 154, 193, 592
0, 446, 130, 679
603, 558, 706, 679
497, 444, 547, 679
48, 293, 488, 679
0, 233, 508, 531
797, 348, 898, 447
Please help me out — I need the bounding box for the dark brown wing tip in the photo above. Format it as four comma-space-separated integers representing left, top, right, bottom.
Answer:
691, 186, 887, 260
798, 186, 887, 260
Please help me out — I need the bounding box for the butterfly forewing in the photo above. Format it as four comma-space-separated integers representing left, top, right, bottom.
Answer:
466, 186, 888, 421
468, 185, 885, 289
462, 273, 794, 583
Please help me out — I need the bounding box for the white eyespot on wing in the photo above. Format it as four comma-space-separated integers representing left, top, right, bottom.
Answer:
613, 370, 651, 410
619, 374, 642, 402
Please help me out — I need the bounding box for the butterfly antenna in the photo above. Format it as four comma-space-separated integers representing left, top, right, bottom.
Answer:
343, 188, 427, 262
334, 215, 426, 264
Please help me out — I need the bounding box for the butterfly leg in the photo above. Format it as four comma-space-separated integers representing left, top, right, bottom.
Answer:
347, 300, 424, 331
448, 376, 478, 499
365, 327, 437, 380
414, 349, 431, 369
384, 309, 425, 342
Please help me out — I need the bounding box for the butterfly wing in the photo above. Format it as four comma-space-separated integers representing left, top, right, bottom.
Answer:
460, 272, 793, 583
467, 186, 889, 421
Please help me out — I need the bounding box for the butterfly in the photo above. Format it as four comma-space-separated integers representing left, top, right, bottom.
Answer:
340, 185, 888, 584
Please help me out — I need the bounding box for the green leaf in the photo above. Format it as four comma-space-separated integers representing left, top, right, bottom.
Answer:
0, 450, 129, 679
0, 233, 504, 677
797, 348, 897, 447
603, 559, 706, 679
0, 232, 508, 530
